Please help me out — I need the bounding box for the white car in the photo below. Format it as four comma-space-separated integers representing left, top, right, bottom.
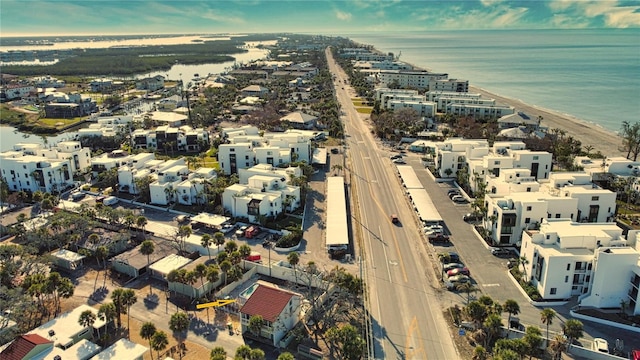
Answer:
592, 338, 609, 353
392, 158, 406, 165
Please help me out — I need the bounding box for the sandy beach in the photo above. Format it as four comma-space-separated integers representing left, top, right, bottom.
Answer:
469, 85, 625, 158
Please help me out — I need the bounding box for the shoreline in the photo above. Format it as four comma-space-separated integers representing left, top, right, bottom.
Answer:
364, 44, 626, 158
468, 85, 625, 158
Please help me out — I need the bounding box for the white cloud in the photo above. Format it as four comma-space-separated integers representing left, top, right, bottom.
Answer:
480, 0, 507, 6
547, 0, 640, 28
604, 5, 640, 28
336, 10, 353, 21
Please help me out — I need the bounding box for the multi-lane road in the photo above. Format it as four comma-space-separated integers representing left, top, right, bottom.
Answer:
326, 48, 458, 360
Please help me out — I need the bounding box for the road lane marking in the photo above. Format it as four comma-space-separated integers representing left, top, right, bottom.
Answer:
483, 283, 501, 287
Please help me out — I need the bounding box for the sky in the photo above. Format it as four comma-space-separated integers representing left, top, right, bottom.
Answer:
2, 0, 640, 37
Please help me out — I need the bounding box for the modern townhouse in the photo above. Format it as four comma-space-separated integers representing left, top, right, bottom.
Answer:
149, 164, 190, 205
131, 125, 209, 152
175, 167, 217, 206
237, 164, 302, 185
90, 150, 131, 175
0, 141, 90, 193
434, 138, 489, 178
218, 130, 312, 175
520, 219, 640, 315
484, 172, 617, 246
222, 175, 300, 221
376, 70, 448, 90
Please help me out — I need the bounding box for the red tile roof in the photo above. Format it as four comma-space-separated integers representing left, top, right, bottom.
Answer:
240, 284, 295, 323
1, 334, 52, 360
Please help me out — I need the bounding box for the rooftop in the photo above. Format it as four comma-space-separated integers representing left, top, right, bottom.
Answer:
92, 338, 147, 360
240, 284, 296, 323
29, 304, 106, 348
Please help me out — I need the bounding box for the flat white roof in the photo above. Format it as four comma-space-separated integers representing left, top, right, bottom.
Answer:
149, 254, 192, 276
29, 305, 106, 348
92, 339, 147, 360
407, 188, 443, 223
396, 165, 423, 189
52, 249, 86, 262
151, 111, 187, 123
312, 147, 327, 165
191, 213, 230, 227
45, 338, 102, 360
326, 177, 349, 247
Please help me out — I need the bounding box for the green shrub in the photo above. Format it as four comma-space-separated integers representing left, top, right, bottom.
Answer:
275, 231, 302, 248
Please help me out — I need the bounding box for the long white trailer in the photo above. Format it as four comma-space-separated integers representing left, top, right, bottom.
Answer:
326, 176, 349, 252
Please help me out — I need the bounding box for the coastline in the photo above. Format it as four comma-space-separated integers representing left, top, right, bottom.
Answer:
469, 85, 625, 158
388, 54, 625, 158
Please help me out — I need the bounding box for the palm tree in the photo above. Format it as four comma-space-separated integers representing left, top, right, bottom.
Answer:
140, 322, 157, 359
122, 289, 137, 337
220, 260, 232, 286
483, 313, 503, 348
248, 315, 264, 337
210, 347, 227, 360
136, 216, 148, 239
139, 240, 155, 294
78, 309, 97, 340
194, 263, 207, 293
224, 240, 238, 254
472, 346, 488, 360
169, 312, 190, 359
549, 334, 568, 360
150, 330, 169, 360
519, 256, 530, 282
238, 244, 251, 259
503, 299, 520, 327
97, 302, 117, 334
437, 252, 451, 281
456, 282, 478, 304
287, 251, 300, 283
213, 232, 225, 254
200, 234, 213, 260
562, 319, 583, 348
540, 308, 556, 347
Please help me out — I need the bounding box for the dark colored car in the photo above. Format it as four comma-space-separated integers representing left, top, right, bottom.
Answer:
391, 214, 399, 224
441, 252, 460, 263
491, 248, 513, 257
331, 148, 339, 154
428, 234, 451, 243
463, 213, 482, 222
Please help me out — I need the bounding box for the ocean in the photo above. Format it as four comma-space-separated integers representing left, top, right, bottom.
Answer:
347, 29, 640, 134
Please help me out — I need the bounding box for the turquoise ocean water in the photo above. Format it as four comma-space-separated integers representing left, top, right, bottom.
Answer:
347, 29, 640, 134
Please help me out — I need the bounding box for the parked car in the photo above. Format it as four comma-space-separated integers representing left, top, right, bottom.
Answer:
71, 192, 85, 201
441, 252, 460, 263
447, 274, 470, 283
592, 338, 609, 353
392, 158, 406, 164
103, 196, 119, 206
447, 189, 460, 196
174, 214, 191, 224
390, 154, 403, 160
491, 248, 513, 257
443, 263, 465, 272
428, 234, 451, 243
331, 148, 339, 154
447, 267, 470, 277
507, 258, 519, 268
463, 213, 482, 222
244, 226, 261, 239
235, 225, 248, 237
451, 195, 468, 203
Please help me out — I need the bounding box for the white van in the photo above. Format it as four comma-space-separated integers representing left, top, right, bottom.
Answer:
103, 196, 119, 206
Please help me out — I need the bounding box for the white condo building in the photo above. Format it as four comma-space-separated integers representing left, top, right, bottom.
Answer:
222, 175, 300, 222
376, 70, 448, 90
520, 219, 640, 315
0, 141, 91, 193
484, 172, 616, 246
218, 128, 312, 175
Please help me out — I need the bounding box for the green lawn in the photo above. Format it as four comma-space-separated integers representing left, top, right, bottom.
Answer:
38, 117, 84, 127
356, 108, 372, 114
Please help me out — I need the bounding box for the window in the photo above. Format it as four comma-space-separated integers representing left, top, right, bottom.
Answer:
245, 155, 249, 160
591, 196, 599, 201
550, 288, 557, 295
526, 206, 532, 211
566, 263, 571, 271
494, 160, 501, 165
230, 148, 235, 152
526, 187, 531, 192
555, 214, 561, 218
533, 156, 539, 160
565, 276, 569, 283
525, 218, 531, 223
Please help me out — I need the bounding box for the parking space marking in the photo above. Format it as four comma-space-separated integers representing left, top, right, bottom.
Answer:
483, 283, 501, 287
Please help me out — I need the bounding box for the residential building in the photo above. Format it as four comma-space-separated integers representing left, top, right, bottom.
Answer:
237, 164, 302, 185
89, 78, 113, 92
239, 283, 302, 347
428, 78, 468, 92
32, 76, 66, 88
373, 88, 420, 108
175, 167, 217, 206
90, 150, 131, 175
280, 111, 317, 130
521, 219, 640, 315
0, 84, 35, 101
44, 93, 97, 118
28, 305, 108, 349
434, 138, 488, 178
168, 256, 219, 299
484, 172, 616, 245
135, 75, 164, 91
445, 102, 515, 118
149, 254, 193, 280
377, 70, 448, 90
387, 99, 436, 117
0, 334, 53, 360
426, 91, 485, 110
149, 164, 190, 205
240, 85, 269, 98
92, 339, 147, 360
222, 175, 300, 222
498, 112, 541, 130
111, 239, 177, 278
